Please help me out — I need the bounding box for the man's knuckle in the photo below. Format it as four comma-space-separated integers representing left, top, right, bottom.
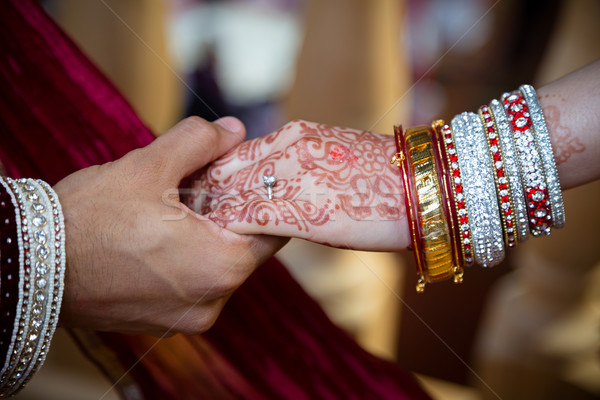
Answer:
181, 116, 209, 130
182, 117, 217, 137
181, 117, 221, 149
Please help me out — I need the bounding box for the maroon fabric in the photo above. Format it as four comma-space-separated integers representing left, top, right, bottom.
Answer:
0, 183, 21, 364
0, 0, 431, 399
0, 0, 154, 184
95, 258, 430, 399
205, 258, 430, 399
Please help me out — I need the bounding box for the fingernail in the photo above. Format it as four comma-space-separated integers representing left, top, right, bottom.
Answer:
213, 116, 244, 134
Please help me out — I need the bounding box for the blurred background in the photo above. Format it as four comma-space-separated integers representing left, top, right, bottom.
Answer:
14, 0, 600, 399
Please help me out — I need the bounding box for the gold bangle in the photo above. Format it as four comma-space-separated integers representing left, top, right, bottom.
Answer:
393, 126, 456, 292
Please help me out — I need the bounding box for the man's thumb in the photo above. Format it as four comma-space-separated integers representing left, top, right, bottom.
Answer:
148, 116, 246, 181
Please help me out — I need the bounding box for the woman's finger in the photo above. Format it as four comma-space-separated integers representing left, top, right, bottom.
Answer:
207, 198, 334, 238
201, 121, 306, 184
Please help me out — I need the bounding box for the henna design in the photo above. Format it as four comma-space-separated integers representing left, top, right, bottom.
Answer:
543, 104, 585, 165
209, 199, 331, 232
329, 145, 357, 164
190, 121, 405, 233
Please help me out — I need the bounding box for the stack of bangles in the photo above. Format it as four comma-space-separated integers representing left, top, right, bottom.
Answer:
391, 85, 564, 292
0, 177, 66, 396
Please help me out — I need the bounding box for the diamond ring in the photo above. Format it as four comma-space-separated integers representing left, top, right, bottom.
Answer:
263, 175, 276, 199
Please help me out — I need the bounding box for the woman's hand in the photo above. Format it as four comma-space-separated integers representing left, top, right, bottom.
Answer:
189, 120, 410, 251
55, 117, 287, 336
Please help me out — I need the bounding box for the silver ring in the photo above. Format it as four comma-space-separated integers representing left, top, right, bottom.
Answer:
263, 175, 276, 199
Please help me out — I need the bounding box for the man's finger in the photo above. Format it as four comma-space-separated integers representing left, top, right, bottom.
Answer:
145, 116, 246, 182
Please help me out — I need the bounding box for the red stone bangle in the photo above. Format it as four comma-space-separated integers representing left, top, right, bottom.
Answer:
431, 120, 463, 282
502, 93, 552, 236
479, 105, 516, 248
438, 124, 474, 266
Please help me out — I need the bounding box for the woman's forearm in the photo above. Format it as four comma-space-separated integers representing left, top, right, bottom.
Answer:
194, 59, 600, 255
538, 59, 600, 190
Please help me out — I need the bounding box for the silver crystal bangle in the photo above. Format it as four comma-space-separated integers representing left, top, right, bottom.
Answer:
0, 178, 66, 397
440, 124, 474, 266
519, 84, 565, 229
451, 112, 505, 267
24, 180, 66, 386
489, 99, 530, 243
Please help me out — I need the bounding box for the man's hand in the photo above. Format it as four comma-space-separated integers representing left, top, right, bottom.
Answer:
55, 117, 287, 336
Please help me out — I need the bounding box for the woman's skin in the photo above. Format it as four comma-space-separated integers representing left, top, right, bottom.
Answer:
190, 60, 600, 251
189, 121, 409, 251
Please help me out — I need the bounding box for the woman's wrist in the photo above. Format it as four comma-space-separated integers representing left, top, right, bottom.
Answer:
537, 60, 600, 190
392, 81, 580, 291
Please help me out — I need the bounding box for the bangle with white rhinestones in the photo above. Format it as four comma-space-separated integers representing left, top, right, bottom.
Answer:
502, 92, 552, 236
519, 84, 565, 229
0, 178, 34, 395
23, 180, 66, 388
0, 178, 52, 395
0, 178, 65, 397
438, 123, 474, 266
451, 112, 505, 267
489, 99, 530, 243
479, 105, 517, 248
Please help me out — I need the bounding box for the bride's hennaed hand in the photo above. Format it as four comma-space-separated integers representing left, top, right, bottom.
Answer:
188, 120, 410, 251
